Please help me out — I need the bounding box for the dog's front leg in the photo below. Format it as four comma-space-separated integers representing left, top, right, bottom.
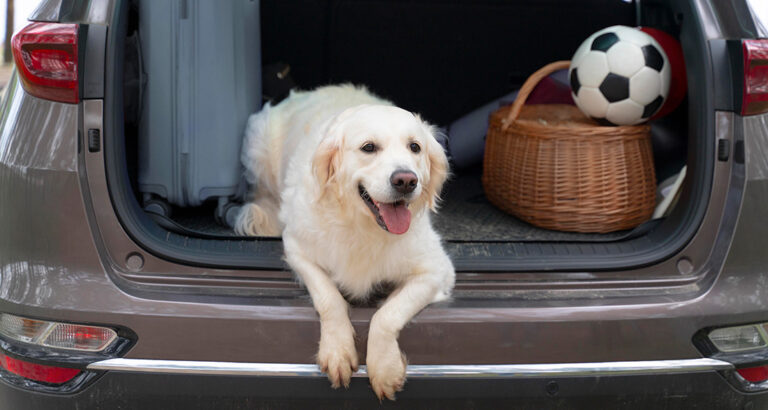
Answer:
284, 239, 358, 389
366, 262, 453, 401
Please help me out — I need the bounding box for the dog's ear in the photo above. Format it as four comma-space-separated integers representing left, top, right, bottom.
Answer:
312, 113, 349, 201
312, 135, 341, 198
312, 107, 365, 199
421, 122, 450, 211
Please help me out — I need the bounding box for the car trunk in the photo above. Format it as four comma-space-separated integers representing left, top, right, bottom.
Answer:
107, 0, 716, 277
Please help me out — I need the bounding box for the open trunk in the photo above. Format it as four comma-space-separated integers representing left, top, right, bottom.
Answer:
108, 0, 714, 273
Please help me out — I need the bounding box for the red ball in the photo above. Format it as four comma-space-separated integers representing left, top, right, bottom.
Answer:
640, 27, 687, 119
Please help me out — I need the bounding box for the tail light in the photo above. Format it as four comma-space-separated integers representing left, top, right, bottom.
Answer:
707, 324, 767, 352
737, 365, 768, 383
0, 313, 132, 393
742, 39, 768, 116
0, 313, 117, 352
696, 322, 768, 391
11, 22, 78, 104
0, 351, 80, 384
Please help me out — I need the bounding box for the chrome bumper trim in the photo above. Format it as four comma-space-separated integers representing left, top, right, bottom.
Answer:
87, 358, 733, 378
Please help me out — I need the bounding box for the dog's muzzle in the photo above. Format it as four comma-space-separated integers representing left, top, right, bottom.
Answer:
358, 185, 412, 234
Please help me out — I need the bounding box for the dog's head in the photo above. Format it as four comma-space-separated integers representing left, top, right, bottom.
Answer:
312, 105, 449, 235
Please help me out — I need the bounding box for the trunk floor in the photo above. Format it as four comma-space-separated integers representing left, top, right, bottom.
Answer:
433, 171, 626, 241
170, 172, 627, 242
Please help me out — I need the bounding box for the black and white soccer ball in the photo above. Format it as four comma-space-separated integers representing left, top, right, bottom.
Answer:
569, 25, 671, 126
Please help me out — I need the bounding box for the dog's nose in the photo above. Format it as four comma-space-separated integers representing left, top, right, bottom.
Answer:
390, 170, 418, 194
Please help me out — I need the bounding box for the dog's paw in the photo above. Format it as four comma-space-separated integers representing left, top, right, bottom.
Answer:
366, 338, 407, 401
234, 202, 280, 236
317, 331, 359, 389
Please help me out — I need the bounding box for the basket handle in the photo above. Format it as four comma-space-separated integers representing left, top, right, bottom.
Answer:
502, 60, 572, 131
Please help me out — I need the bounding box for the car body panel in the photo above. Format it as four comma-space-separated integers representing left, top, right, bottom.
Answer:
30, 0, 114, 26
0, 87, 762, 367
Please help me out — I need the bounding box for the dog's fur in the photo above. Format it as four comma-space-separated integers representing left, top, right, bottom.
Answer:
235, 85, 455, 400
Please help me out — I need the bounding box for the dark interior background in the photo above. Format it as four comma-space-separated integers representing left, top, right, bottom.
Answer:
261, 0, 636, 126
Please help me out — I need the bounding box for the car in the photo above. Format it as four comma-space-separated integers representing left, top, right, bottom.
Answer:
1, 0, 768, 408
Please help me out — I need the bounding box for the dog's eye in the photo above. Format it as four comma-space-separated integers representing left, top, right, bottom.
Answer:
361, 142, 377, 153
409, 143, 421, 153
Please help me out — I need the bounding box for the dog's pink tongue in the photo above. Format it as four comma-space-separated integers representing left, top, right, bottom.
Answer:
378, 203, 411, 234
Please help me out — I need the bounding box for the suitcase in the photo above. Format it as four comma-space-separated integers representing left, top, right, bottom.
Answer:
137, 0, 261, 225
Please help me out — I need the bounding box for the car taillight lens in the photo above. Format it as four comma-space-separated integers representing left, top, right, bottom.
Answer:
11, 22, 78, 104
0, 351, 80, 384
708, 324, 768, 352
0, 314, 50, 344
737, 365, 768, 383
0, 313, 117, 352
41, 323, 118, 352
743, 39, 768, 116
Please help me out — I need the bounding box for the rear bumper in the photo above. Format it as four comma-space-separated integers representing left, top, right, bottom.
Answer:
1, 366, 764, 410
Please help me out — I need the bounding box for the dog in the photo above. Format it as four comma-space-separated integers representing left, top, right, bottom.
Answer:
235, 84, 455, 400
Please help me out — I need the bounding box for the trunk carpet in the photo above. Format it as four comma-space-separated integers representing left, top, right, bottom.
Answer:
169, 171, 627, 242
433, 170, 627, 241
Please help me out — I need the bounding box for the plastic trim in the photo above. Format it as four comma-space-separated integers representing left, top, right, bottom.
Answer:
82, 24, 107, 99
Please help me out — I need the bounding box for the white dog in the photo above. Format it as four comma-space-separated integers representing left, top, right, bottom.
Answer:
235, 84, 455, 400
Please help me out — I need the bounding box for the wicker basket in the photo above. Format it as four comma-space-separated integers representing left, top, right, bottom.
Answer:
482, 61, 657, 233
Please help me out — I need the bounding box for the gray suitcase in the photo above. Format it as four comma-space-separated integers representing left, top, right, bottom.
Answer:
137, 0, 261, 225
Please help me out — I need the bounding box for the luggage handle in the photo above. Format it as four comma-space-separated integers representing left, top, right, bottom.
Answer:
502, 60, 571, 131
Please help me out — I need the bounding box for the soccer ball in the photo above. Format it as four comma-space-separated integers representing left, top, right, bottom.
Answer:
569, 25, 671, 126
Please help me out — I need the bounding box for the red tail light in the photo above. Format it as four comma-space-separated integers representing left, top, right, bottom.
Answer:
11, 22, 78, 104
743, 39, 768, 116
737, 365, 768, 383
0, 351, 80, 384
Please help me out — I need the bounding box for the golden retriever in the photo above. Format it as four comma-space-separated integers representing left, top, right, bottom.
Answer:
235, 84, 455, 400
